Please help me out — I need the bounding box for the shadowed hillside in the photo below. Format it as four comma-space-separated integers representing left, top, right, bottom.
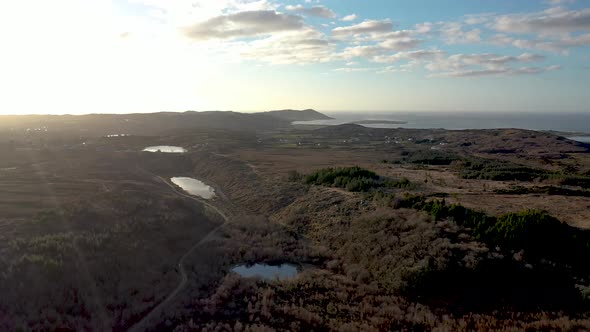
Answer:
264, 109, 333, 121
0, 110, 332, 137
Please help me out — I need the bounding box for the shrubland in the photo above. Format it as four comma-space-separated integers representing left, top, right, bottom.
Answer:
171, 158, 590, 331
303, 166, 413, 192
0, 189, 221, 331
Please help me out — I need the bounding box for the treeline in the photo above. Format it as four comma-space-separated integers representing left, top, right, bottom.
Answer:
393, 149, 590, 188
454, 157, 590, 187
495, 185, 590, 197
454, 157, 553, 181
300, 166, 413, 192
400, 150, 461, 166
395, 194, 590, 295
392, 150, 551, 180
398, 194, 590, 257
305, 166, 379, 192
289, 182, 590, 311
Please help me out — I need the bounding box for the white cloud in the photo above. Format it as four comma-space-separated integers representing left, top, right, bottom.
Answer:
423, 51, 557, 77
338, 45, 387, 59
341, 14, 358, 22
182, 10, 304, 40
414, 22, 434, 34
379, 37, 422, 51
491, 32, 590, 53
440, 22, 482, 44
431, 65, 560, 77
2, 0, 581, 116
238, 27, 335, 64
333, 67, 375, 73
492, 7, 590, 36
373, 49, 446, 63
332, 19, 394, 35
285, 5, 337, 19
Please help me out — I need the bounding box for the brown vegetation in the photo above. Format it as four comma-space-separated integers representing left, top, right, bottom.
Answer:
2, 114, 590, 331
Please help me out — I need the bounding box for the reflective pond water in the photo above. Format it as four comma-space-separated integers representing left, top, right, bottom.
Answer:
231, 264, 299, 280
143, 146, 187, 153
171, 177, 216, 199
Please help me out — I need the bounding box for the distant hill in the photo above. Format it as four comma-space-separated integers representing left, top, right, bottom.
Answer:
264, 109, 333, 121
0, 109, 334, 137
0, 111, 292, 136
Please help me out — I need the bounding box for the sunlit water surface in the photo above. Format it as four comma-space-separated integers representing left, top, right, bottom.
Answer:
143, 146, 187, 153
171, 177, 215, 199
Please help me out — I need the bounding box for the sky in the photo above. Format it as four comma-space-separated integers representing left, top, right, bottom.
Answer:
1, 0, 590, 115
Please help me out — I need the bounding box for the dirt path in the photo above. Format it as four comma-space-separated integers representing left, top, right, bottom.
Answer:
127, 173, 230, 332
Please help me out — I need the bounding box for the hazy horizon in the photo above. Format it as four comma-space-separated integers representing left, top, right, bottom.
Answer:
3, 109, 590, 117
1, 1, 590, 115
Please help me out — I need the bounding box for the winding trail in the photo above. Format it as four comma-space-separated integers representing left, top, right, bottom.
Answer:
127, 173, 230, 332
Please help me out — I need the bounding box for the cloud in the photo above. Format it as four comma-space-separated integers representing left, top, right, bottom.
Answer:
238, 28, 335, 64
435, 52, 544, 69
337, 33, 424, 61
341, 14, 358, 22
423, 51, 557, 77
338, 45, 387, 59
414, 22, 434, 34
432, 65, 561, 77
134, 1, 581, 77
546, 0, 576, 5
373, 49, 446, 63
333, 67, 375, 73
332, 21, 425, 61
451, 53, 545, 67
182, 10, 304, 40
493, 7, 590, 36
379, 37, 422, 50
129, 0, 278, 25
428, 7, 590, 53
464, 14, 494, 25
376, 66, 403, 74
285, 5, 336, 19
491, 32, 590, 53
440, 22, 482, 44
332, 19, 394, 35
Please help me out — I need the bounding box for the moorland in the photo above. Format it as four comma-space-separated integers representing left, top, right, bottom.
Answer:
1, 110, 590, 331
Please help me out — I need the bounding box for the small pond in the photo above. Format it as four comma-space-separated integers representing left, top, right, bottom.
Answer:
171, 177, 216, 199
231, 263, 299, 280
143, 146, 187, 153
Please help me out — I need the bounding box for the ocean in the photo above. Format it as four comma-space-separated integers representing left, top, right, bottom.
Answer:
294, 112, 590, 139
